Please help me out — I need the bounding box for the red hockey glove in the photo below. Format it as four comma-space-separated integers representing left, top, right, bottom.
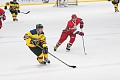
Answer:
80, 21, 84, 29
78, 32, 84, 36
74, 31, 84, 36
78, 31, 84, 36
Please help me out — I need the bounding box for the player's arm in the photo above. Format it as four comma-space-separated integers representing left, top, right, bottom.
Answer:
74, 18, 84, 36
79, 18, 84, 29
41, 34, 47, 48
72, 28, 84, 36
16, 3, 20, 13
41, 34, 48, 53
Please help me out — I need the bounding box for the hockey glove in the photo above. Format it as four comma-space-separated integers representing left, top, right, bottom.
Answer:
43, 46, 48, 53
4, 6, 7, 10
75, 31, 84, 36
79, 32, 84, 36
30, 39, 39, 45
80, 21, 84, 29
17, 10, 20, 13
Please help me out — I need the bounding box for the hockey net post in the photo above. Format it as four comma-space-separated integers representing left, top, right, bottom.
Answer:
54, 0, 78, 7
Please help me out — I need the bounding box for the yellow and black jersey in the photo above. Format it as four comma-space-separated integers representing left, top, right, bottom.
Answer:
24, 29, 47, 48
5, 1, 19, 10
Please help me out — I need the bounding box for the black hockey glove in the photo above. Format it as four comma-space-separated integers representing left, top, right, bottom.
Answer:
17, 10, 20, 13
43, 46, 48, 53
4, 6, 7, 10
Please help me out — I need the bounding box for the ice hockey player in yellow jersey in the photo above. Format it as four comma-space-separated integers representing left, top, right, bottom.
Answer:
23, 24, 50, 65
4, 0, 20, 21
108, 0, 119, 12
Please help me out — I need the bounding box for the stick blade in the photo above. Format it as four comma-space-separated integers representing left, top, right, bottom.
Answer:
25, 11, 30, 14
69, 65, 77, 68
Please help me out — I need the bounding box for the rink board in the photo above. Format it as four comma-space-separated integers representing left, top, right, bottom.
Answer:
0, 0, 107, 7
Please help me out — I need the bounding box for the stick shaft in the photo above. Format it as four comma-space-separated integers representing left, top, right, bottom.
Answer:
81, 29, 87, 55
37, 45, 76, 68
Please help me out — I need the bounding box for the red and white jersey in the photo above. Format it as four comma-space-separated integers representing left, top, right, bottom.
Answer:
0, 8, 5, 18
0, 8, 6, 21
64, 18, 82, 34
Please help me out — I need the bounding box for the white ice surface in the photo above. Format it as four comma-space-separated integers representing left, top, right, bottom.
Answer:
0, 2, 120, 80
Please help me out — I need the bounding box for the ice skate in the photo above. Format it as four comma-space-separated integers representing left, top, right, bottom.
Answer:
54, 46, 58, 51
115, 10, 119, 12
44, 58, 50, 64
15, 18, 18, 21
66, 47, 70, 52
37, 57, 46, 65
117, 10, 119, 12
13, 18, 18, 21
115, 7, 119, 12
13, 19, 16, 21
66, 43, 70, 52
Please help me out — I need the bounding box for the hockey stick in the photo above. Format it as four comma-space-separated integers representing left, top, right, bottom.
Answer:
7, 9, 30, 14
81, 29, 87, 55
37, 45, 76, 68
20, 11, 30, 14
48, 52, 76, 68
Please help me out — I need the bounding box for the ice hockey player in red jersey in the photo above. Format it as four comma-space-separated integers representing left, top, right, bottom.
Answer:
54, 14, 84, 51
0, 8, 6, 29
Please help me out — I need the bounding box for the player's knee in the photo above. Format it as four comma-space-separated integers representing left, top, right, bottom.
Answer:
70, 37, 76, 43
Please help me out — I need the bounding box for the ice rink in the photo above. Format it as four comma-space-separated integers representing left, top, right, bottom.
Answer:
0, 2, 120, 80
